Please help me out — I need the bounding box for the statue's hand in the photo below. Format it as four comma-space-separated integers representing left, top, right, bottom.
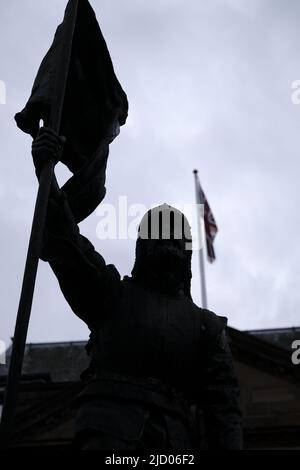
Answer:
31, 127, 66, 178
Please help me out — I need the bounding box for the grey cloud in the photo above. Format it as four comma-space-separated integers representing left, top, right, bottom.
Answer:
1, 0, 300, 348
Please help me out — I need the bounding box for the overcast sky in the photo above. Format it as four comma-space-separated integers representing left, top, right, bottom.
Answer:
1, 0, 300, 349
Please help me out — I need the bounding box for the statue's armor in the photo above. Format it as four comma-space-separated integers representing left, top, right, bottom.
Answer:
86, 279, 225, 400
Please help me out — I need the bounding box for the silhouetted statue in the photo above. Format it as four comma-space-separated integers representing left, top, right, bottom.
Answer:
31, 127, 242, 450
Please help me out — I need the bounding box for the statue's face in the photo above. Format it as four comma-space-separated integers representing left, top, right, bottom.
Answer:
135, 204, 192, 292
142, 236, 188, 291
144, 236, 186, 263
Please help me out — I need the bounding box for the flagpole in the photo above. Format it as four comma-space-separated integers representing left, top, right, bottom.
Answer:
193, 169, 208, 309
0, 0, 79, 446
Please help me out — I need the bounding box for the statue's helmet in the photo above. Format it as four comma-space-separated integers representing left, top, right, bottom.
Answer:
131, 204, 193, 298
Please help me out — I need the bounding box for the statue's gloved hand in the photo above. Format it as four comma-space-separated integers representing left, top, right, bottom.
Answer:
31, 126, 66, 178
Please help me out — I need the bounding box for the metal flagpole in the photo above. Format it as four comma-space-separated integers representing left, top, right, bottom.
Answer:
0, 0, 79, 447
193, 169, 208, 309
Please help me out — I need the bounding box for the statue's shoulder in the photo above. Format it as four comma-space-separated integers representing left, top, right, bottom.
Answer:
193, 303, 228, 340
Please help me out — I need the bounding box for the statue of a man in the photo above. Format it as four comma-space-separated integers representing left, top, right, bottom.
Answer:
31, 127, 242, 450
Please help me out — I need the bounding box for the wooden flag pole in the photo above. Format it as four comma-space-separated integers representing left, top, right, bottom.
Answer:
193, 169, 208, 309
0, 0, 79, 446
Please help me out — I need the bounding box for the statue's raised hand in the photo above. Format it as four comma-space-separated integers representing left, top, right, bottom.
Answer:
31, 127, 66, 178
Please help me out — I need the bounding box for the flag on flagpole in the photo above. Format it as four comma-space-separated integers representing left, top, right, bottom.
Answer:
196, 175, 218, 262
15, 0, 128, 223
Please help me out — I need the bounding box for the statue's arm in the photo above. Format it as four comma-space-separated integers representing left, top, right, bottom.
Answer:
199, 329, 243, 450
31, 127, 120, 328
